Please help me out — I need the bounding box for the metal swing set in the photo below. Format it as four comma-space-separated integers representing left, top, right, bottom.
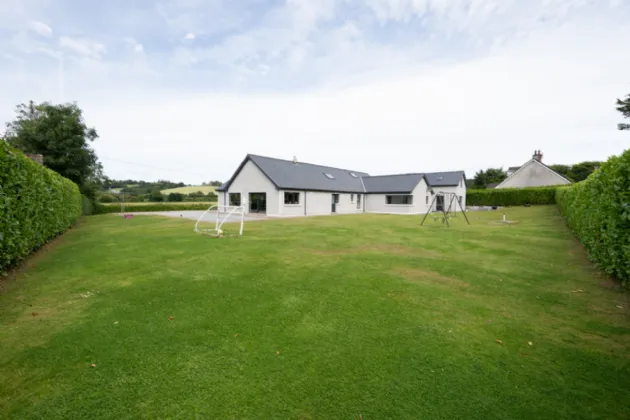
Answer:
420, 191, 470, 227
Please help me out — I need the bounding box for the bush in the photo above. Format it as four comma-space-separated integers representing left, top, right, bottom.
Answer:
94, 203, 212, 214
168, 192, 185, 202
556, 149, 630, 286
467, 187, 558, 206
148, 191, 164, 202
0, 142, 82, 271
98, 193, 118, 203
82, 195, 94, 215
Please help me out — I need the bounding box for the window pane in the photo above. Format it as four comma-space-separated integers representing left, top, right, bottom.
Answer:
229, 193, 241, 206
386, 195, 413, 205
284, 192, 300, 204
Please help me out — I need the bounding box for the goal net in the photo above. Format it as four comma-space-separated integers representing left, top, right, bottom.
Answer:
194, 204, 246, 237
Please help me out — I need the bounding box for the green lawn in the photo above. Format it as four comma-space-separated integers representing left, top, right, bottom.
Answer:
161, 185, 217, 195
1, 206, 629, 419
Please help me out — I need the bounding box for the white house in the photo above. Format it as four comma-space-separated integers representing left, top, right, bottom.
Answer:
217, 154, 466, 217
495, 150, 572, 189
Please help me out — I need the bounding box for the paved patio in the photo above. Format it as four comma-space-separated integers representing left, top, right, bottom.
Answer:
128, 210, 270, 222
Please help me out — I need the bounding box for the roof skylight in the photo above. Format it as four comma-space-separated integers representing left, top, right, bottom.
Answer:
323, 173, 335, 179
349, 172, 358, 178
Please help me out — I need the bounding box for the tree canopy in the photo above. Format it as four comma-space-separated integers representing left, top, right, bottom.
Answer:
472, 168, 507, 189
617, 93, 630, 131
4, 101, 102, 198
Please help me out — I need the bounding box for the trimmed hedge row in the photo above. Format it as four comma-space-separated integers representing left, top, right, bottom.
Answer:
1, 142, 82, 271
556, 149, 630, 285
94, 203, 213, 214
467, 187, 558, 206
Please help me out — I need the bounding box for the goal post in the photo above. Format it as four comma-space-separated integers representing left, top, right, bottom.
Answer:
194, 203, 246, 237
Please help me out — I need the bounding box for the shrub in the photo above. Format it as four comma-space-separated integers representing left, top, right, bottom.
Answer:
98, 193, 118, 203
467, 187, 558, 206
94, 203, 212, 214
148, 191, 164, 202
556, 149, 630, 286
168, 192, 185, 202
0, 142, 82, 271
82, 195, 94, 215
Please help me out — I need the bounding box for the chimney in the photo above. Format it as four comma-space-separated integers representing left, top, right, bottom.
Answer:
292, 156, 298, 164
533, 150, 543, 162
26, 153, 44, 165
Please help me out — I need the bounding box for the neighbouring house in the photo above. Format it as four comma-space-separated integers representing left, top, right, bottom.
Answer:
217, 154, 466, 216
495, 150, 572, 189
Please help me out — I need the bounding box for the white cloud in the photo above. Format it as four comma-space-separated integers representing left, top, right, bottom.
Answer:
72, 19, 629, 184
59, 36, 106, 59
1, 0, 629, 184
28, 20, 52, 37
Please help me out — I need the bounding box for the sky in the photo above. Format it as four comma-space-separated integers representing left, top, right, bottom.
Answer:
0, 0, 629, 184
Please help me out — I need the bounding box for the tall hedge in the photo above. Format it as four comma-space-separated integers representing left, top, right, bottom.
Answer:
0, 142, 82, 271
467, 187, 558, 206
556, 149, 630, 285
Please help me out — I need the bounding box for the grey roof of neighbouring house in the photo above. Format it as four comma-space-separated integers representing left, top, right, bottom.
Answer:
217, 155, 465, 194
362, 174, 426, 193
217, 154, 369, 193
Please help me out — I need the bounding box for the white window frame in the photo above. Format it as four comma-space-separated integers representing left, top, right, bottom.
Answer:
284, 191, 300, 205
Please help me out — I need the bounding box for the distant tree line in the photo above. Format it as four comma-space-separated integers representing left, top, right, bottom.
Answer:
98, 178, 219, 203
202, 180, 223, 187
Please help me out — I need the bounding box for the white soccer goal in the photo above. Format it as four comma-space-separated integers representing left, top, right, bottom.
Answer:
194, 204, 246, 237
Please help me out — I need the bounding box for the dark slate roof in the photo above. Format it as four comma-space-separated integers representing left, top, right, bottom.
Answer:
218, 154, 466, 193
424, 171, 465, 187
362, 174, 425, 193
218, 154, 368, 193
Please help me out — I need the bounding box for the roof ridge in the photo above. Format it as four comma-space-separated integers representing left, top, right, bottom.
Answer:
248, 154, 368, 174
362, 172, 424, 178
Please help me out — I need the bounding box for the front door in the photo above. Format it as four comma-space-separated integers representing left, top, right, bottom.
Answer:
249, 193, 267, 214
331, 194, 340, 213
436, 195, 444, 211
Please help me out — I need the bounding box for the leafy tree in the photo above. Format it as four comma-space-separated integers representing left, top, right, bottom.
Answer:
168, 192, 185, 202
98, 193, 118, 203
209, 180, 223, 187
567, 161, 601, 182
148, 191, 164, 202
617, 93, 630, 131
3, 101, 102, 198
473, 168, 507, 189
549, 164, 571, 180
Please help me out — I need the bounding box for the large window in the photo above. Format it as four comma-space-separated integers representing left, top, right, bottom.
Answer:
284, 192, 300, 205
229, 193, 241, 206
386, 195, 413, 205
